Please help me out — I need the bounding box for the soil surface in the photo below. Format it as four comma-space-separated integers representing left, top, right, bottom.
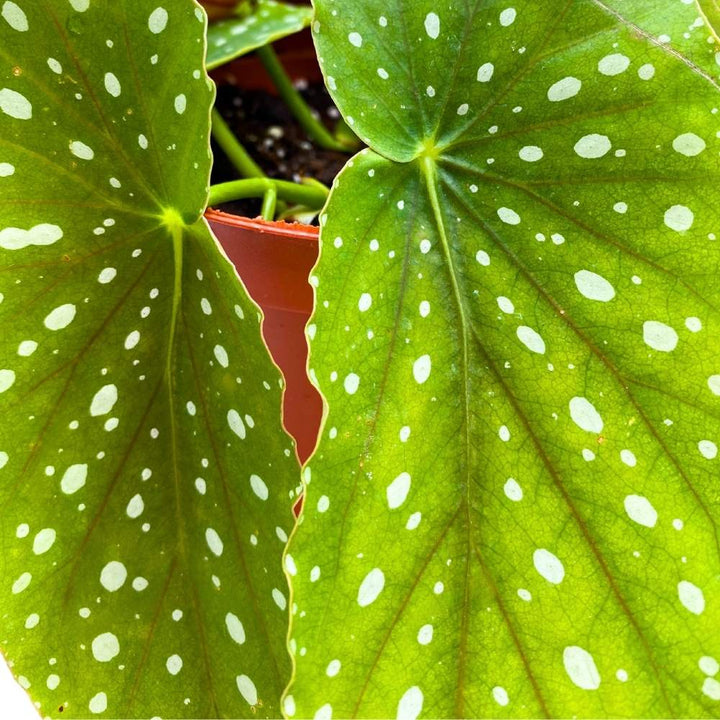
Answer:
211, 80, 350, 221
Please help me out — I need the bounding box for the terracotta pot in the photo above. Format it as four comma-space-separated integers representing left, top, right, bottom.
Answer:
205, 209, 322, 466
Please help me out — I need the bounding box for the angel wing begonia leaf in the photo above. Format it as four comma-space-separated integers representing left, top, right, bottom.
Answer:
287, 0, 720, 717
206, 0, 312, 70
0, 1, 296, 717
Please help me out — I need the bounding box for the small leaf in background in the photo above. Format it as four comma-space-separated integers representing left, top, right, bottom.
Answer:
206, 0, 312, 70
288, 0, 720, 717
0, 1, 296, 717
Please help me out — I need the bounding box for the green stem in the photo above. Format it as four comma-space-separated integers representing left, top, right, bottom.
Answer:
211, 108, 265, 179
256, 45, 354, 153
261, 185, 277, 220
208, 178, 328, 209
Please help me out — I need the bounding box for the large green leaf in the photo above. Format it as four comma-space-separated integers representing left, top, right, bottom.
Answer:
0, 1, 296, 717
288, 0, 720, 717
206, 0, 312, 70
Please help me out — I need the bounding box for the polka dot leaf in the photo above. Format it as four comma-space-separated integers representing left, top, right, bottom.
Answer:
206, 0, 312, 71
1, 1, 295, 717
288, 1, 720, 717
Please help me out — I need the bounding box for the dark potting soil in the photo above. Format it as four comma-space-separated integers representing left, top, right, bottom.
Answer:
210, 80, 350, 222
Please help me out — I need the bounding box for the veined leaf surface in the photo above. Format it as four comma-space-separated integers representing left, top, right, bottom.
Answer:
288, 0, 720, 717
0, 1, 296, 717
697, 0, 720, 44
206, 0, 312, 70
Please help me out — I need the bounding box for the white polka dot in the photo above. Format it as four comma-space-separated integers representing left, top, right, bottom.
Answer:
60, 463, 87, 494
417, 624, 433, 645
344, 373, 360, 394
698, 440, 717, 460
598, 53, 630, 76
2, 2, 28, 32
499, 7, 516, 26
547, 76, 581, 101
32, 528, 56, 555
699, 656, 719, 676
357, 568, 385, 607
397, 686, 423, 720
703, 677, 720, 701
519, 145, 543, 162
91, 632, 120, 662
497, 296, 514, 314
89, 692, 107, 714
685, 317, 702, 332
533, 548, 564, 584
387, 472, 411, 509
563, 645, 601, 689
503, 478, 523, 501
44, 303, 76, 330
100, 561, 127, 592
413, 355, 431, 384
348, 31, 362, 47
624, 495, 657, 528
90, 384, 118, 416
69, 140, 94, 160
574, 270, 615, 302
569, 396, 603, 434
678, 580, 705, 615
358, 293, 372, 312
492, 686, 509, 707
664, 204, 694, 232
643, 321, 678, 352
236, 674, 258, 705
227, 409, 246, 439
516, 326, 545, 354
574, 134, 611, 159
250, 474, 268, 500
424, 12, 440, 39
476, 250, 490, 266
672, 133, 705, 157
148, 7, 168, 33
225, 612, 246, 645
166, 654, 183, 675
638, 63, 655, 80
104, 72, 121, 97
477, 62, 494, 82
205, 528, 224, 556
497, 207, 521, 225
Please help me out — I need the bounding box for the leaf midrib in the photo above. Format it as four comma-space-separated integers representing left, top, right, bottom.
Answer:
421, 156, 476, 717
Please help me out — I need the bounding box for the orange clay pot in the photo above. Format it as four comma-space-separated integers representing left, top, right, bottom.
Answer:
205, 209, 322, 466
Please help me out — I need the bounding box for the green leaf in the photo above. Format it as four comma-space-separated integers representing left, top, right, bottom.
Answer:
697, 0, 720, 43
288, 1, 720, 717
0, 1, 296, 717
206, 0, 312, 71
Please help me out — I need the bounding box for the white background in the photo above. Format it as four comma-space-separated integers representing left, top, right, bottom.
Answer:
0, 651, 40, 718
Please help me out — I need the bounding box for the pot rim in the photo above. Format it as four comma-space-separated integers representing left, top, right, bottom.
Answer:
205, 208, 319, 241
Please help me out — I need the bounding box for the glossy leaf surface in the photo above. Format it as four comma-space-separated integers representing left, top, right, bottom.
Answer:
288, 0, 720, 717
206, 0, 312, 70
0, 1, 296, 717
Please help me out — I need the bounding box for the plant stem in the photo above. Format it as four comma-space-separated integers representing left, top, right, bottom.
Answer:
256, 45, 355, 153
211, 108, 265, 179
261, 185, 277, 220
208, 178, 328, 209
